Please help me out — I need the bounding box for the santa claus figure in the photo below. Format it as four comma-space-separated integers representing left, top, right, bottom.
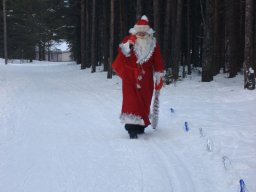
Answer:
112, 15, 164, 139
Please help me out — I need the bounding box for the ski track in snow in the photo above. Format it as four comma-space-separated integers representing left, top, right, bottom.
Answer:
0, 62, 255, 192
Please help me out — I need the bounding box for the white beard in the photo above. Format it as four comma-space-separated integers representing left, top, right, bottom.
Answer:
134, 36, 156, 64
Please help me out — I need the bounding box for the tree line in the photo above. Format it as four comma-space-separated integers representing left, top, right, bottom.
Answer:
79, 0, 256, 89
0, 0, 69, 61
1, 0, 255, 89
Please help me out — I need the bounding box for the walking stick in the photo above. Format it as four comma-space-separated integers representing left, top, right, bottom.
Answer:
151, 90, 160, 129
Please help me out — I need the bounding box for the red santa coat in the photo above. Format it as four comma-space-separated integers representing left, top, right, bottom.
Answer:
112, 35, 164, 126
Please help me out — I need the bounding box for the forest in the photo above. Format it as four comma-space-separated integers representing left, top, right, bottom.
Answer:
0, 0, 256, 89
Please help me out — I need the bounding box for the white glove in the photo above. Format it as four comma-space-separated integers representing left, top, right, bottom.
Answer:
119, 42, 131, 57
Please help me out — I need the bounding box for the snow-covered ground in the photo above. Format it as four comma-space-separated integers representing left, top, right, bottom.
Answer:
0, 59, 255, 192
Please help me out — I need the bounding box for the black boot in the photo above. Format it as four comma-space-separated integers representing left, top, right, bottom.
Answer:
125, 124, 138, 139
137, 125, 146, 134
129, 132, 138, 139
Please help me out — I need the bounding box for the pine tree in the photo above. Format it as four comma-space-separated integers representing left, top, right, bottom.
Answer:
107, 0, 114, 79
163, 0, 171, 69
172, 0, 184, 80
244, 0, 255, 89
201, 0, 214, 82
80, 0, 85, 69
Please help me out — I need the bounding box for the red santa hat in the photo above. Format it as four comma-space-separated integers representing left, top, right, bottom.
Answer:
129, 15, 155, 35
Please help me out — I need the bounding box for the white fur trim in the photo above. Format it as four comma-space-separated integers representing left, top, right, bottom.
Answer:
154, 72, 164, 85
134, 25, 150, 33
129, 27, 155, 35
147, 28, 155, 35
119, 42, 131, 57
120, 113, 145, 125
129, 28, 136, 35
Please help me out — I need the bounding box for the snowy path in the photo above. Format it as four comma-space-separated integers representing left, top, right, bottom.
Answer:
0, 62, 255, 192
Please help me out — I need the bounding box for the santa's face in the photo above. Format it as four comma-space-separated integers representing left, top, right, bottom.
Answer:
134, 32, 154, 63
136, 31, 148, 39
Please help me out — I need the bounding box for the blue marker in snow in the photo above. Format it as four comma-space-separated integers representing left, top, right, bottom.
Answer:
240, 179, 247, 192
184, 122, 189, 132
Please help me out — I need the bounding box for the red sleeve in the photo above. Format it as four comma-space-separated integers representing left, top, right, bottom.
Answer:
153, 43, 165, 72
112, 35, 134, 78
122, 35, 135, 44
112, 48, 126, 79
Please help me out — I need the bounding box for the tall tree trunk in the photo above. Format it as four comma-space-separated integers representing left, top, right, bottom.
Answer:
120, 0, 126, 40
172, 0, 184, 80
253, 0, 256, 70
97, 3, 102, 67
186, 0, 192, 74
219, 0, 226, 71
244, 0, 255, 89
163, 0, 172, 69
96, 6, 101, 67
80, 0, 86, 69
38, 42, 42, 61
212, 0, 220, 75
103, 0, 109, 71
3, 0, 8, 64
85, 0, 91, 68
136, 0, 142, 19
191, 0, 201, 68
170, 0, 177, 68
202, 0, 214, 82
42, 42, 46, 61
91, 0, 96, 73
225, 0, 240, 77
239, 0, 245, 70
198, 0, 205, 68
47, 41, 51, 61
107, 0, 114, 79
153, 0, 160, 42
